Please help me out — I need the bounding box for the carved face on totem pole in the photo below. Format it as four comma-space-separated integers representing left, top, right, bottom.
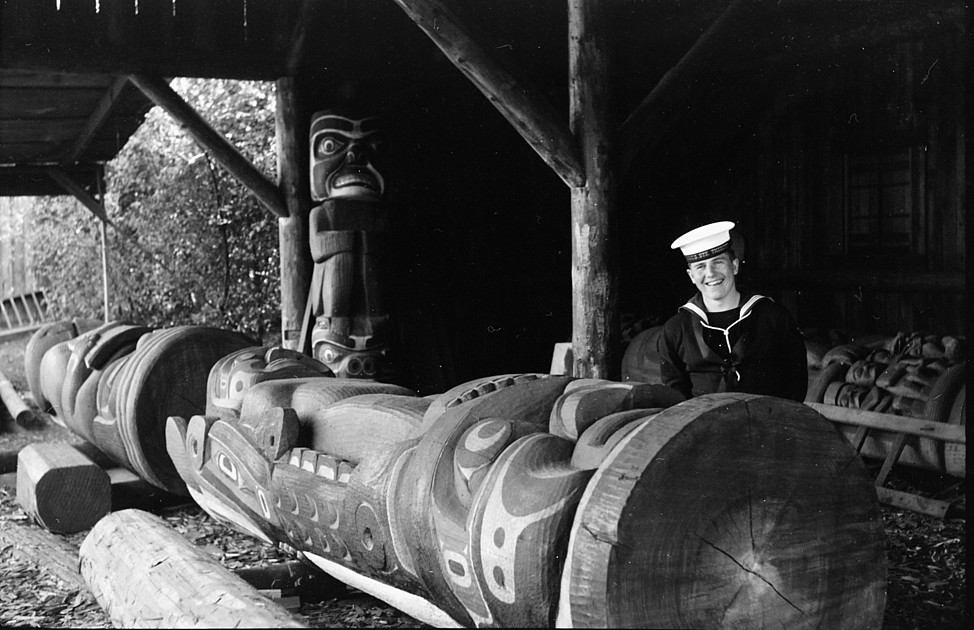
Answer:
309, 111, 384, 202
307, 109, 390, 379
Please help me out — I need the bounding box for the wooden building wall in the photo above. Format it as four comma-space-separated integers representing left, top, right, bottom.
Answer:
743, 31, 965, 338
619, 26, 965, 342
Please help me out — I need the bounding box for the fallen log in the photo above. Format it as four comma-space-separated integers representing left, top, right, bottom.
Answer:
16, 442, 110, 533
0, 516, 90, 593
79, 509, 308, 628
0, 367, 41, 427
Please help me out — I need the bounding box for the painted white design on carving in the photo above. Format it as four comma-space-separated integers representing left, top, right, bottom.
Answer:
477, 434, 576, 604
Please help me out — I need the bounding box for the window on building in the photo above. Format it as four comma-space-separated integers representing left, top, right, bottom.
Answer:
844, 146, 924, 256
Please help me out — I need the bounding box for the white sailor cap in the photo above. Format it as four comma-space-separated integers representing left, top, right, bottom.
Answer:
670, 221, 736, 263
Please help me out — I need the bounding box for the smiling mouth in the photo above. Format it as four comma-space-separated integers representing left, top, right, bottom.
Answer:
705, 278, 724, 286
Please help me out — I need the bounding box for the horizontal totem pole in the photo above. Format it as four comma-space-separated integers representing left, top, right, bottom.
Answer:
164, 366, 888, 628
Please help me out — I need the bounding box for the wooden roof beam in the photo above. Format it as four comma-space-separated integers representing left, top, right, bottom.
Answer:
128, 74, 288, 219
617, 0, 771, 177
64, 76, 131, 164
391, 0, 585, 188
45, 166, 112, 225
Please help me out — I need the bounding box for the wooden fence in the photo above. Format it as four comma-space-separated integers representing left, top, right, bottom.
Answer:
1, 197, 49, 338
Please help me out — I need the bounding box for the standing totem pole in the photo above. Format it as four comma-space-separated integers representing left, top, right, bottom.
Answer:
301, 110, 391, 379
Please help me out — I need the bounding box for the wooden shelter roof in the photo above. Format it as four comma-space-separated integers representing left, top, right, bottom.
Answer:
0, 0, 962, 199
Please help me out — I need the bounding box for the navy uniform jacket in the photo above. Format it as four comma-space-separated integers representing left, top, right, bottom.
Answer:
657, 289, 808, 402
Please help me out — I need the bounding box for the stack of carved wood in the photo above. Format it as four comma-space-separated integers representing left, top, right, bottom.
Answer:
22, 320, 331, 497
153, 353, 887, 628
806, 331, 966, 477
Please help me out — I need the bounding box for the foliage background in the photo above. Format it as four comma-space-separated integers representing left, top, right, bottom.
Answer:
26, 79, 281, 342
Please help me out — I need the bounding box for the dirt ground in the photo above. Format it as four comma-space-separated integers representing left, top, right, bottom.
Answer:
0, 332, 966, 628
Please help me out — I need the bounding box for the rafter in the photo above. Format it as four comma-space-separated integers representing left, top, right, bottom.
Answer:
617, 0, 771, 177
128, 74, 288, 219
64, 76, 131, 164
390, 0, 584, 188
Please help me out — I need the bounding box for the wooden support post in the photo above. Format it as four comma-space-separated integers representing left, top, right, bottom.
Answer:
275, 76, 313, 351
97, 169, 110, 321
129, 74, 288, 220
16, 442, 110, 533
79, 509, 308, 628
569, 0, 618, 379
0, 368, 41, 427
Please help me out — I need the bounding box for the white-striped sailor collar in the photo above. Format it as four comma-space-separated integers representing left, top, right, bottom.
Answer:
680, 293, 769, 328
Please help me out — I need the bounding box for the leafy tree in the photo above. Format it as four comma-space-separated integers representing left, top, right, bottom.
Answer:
27, 78, 282, 342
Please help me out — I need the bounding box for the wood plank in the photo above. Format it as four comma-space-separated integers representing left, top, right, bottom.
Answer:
569, 0, 617, 379
0, 118, 91, 143
759, 270, 965, 293
0, 87, 108, 116
875, 487, 951, 520
391, 0, 584, 188
806, 402, 966, 444
129, 74, 288, 219
0, 70, 115, 89
79, 509, 308, 628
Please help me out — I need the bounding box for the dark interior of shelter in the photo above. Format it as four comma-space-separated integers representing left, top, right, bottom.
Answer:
0, 0, 966, 395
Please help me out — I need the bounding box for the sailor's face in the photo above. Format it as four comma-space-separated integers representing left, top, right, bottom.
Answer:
687, 252, 739, 302
309, 112, 384, 202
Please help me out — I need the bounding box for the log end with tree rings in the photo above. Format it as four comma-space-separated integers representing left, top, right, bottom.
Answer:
559, 393, 886, 630
114, 327, 255, 495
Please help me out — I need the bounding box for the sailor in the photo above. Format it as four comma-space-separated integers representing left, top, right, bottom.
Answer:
657, 221, 808, 402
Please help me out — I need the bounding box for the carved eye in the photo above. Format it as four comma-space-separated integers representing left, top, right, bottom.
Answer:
316, 135, 346, 157
346, 357, 363, 376
217, 453, 238, 483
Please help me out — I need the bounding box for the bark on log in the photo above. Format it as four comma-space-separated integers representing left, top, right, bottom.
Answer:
0, 367, 41, 427
0, 516, 90, 593
79, 509, 308, 628
16, 442, 110, 533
